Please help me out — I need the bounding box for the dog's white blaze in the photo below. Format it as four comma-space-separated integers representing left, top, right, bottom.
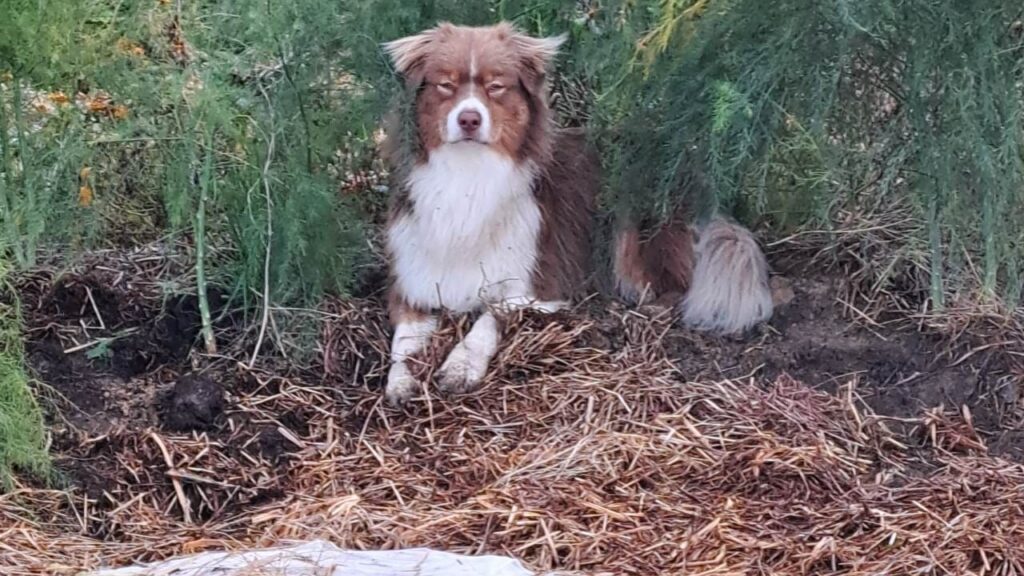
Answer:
445, 96, 492, 143
388, 143, 541, 313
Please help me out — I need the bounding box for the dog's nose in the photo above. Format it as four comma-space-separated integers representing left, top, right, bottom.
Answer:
458, 109, 482, 133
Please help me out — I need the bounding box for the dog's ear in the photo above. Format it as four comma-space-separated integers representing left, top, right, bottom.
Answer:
513, 33, 566, 75
383, 32, 433, 85
504, 25, 566, 96
384, 24, 451, 86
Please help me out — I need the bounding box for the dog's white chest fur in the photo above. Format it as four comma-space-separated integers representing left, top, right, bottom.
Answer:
388, 144, 541, 312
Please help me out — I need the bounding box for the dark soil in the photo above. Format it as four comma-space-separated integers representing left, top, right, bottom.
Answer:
15, 270, 251, 502
654, 267, 1024, 460
21, 273, 221, 432
15, 257, 1024, 507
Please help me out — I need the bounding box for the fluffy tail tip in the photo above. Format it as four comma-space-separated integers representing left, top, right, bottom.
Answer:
680, 217, 773, 335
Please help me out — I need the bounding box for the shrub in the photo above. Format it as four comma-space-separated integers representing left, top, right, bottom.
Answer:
3, 0, 1022, 310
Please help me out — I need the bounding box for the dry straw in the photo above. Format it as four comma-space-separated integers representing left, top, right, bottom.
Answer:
2, 281, 1024, 574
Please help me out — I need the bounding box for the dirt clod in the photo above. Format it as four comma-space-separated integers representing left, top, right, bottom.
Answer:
158, 374, 225, 432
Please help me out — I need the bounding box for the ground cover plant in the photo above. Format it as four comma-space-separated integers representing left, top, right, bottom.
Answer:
0, 262, 49, 489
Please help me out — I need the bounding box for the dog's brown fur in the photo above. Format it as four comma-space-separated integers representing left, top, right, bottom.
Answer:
613, 208, 696, 307
531, 127, 600, 301
384, 22, 556, 163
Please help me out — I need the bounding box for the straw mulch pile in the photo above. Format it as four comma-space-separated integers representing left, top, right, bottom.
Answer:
2, 294, 1024, 575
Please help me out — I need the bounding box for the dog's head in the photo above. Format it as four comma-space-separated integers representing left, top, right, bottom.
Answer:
384, 22, 564, 159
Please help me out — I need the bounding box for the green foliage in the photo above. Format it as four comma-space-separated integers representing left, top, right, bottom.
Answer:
0, 0, 89, 81
2, 0, 1023, 310
1, 0, 368, 302
0, 0, 110, 265
594, 0, 1024, 306
0, 260, 51, 489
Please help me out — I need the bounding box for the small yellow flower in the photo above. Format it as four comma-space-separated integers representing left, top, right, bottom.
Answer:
78, 185, 93, 207
80, 92, 110, 114
49, 91, 70, 105
112, 104, 129, 120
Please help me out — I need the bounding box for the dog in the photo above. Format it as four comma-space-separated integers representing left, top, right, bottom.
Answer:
381, 22, 772, 406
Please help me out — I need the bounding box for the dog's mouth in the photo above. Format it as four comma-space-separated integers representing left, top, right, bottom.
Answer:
443, 127, 492, 146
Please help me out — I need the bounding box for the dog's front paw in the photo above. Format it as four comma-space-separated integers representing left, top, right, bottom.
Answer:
385, 362, 420, 407
437, 344, 489, 395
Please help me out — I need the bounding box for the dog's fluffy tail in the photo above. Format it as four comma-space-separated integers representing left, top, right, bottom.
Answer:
612, 216, 772, 335
680, 217, 772, 335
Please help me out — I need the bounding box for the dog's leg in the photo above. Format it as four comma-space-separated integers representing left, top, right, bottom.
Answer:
437, 311, 500, 395
386, 315, 438, 406
438, 298, 565, 395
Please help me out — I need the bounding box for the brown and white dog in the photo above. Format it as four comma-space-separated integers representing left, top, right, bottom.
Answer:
381, 22, 772, 406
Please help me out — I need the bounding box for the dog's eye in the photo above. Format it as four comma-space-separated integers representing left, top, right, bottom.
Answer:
486, 82, 506, 96
436, 81, 456, 95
